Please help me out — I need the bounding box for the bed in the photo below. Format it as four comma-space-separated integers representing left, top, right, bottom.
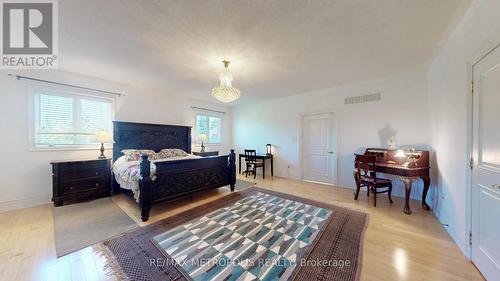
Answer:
112, 121, 236, 222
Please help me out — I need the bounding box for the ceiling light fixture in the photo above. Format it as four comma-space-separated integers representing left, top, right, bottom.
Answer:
211, 60, 241, 103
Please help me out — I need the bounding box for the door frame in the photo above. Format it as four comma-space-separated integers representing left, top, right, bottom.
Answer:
466, 29, 500, 260
299, 110, 338, 186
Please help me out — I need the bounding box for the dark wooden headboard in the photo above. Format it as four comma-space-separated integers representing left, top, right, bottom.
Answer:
113, 121, 192, 162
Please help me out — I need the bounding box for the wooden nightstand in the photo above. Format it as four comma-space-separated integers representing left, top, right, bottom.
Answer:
50, 158, 112, 206
193, 151, 219, 157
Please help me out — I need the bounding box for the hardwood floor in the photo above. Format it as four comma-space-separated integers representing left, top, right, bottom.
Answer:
0, 176, 485, 281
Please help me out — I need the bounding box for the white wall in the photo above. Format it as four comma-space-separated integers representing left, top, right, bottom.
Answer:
427, 0, 500, 254
232, 71, 431, 200
2, 0, 498, 261
0, 70, 232, 212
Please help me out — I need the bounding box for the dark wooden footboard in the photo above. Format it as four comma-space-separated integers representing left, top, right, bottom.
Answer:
138, 150, 236, 221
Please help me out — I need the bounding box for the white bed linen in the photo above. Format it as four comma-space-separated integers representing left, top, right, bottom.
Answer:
113, 154, 201, 202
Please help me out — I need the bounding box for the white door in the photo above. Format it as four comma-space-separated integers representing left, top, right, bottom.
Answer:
471, 43, 500, 281
302, 113, 336, 185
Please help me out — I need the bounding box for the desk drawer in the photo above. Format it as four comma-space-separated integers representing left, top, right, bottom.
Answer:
63, 177, 107, 194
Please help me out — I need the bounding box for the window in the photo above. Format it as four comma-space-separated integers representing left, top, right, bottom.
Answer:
31, 90, 114, 149
194, 113, 222, 144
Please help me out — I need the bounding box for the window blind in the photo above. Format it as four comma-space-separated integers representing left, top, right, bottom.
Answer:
35, 93, 113, 147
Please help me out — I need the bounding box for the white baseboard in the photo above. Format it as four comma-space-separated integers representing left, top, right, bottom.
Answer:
302, 179, 335, 186
0, 194, 51, 213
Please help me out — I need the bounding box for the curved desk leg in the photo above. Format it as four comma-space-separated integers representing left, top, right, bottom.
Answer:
353, 170, 361, 200
421, 176, 431, 211
400, 177, 413, 215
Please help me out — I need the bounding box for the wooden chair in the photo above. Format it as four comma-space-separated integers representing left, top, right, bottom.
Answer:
354, 154, 393, 207
243, 149, 264, 179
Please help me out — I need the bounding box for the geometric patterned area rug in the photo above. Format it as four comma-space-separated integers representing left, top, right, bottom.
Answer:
152, 192, 332, 280
94, 187, 368, 281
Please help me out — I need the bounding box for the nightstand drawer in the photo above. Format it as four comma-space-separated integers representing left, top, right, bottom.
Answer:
63, 177, 107, 194
193, 151, 219, 157
57, 160, 108, 171
61, 167, 107, 182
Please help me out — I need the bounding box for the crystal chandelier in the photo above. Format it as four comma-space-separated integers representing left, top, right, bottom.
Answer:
211, 60, 241, 103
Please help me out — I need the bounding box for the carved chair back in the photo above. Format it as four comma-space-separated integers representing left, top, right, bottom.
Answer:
355, 154, 377, 179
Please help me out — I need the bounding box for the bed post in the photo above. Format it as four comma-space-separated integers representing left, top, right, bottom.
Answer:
229, 149, 236, 192
139, 154, 153, 222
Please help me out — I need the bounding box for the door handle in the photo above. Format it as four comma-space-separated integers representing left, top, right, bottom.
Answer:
492, 184, 500, 190
328, 152, 334, 154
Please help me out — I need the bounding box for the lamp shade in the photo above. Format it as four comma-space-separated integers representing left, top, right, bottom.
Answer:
266, 144, 272, 155
95, 130, 112, 143
198, 133, 208, 142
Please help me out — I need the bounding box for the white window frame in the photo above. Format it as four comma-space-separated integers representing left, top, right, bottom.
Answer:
29, 87, 116, 151
193, 110, 224, 146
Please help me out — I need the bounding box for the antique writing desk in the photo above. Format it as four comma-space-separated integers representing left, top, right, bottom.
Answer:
354, 148, 431, 214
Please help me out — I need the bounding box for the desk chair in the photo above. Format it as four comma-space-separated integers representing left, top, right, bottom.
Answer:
354, 154, 393, 207
243, 149, 264, 179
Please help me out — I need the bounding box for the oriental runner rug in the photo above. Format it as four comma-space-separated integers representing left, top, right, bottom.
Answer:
94, 187, 368, 281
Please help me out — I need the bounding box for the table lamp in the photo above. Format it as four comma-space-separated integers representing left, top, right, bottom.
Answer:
395, 149, 406, 158
198, 133, 207, 152
395, 146, 420, 167
95, 130, 112, 159
266, 144, 272, 155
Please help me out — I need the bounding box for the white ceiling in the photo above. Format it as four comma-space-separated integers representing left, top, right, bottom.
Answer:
59, 0, 465, 104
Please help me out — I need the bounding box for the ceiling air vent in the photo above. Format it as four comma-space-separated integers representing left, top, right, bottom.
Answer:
344, 92, 381, 105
